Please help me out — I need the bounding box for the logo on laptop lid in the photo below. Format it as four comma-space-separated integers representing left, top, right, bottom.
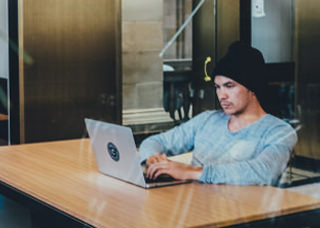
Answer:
107, 142, 120, 162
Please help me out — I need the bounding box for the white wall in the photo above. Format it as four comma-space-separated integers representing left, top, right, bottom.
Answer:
0, 0, 9, 79
251, 0, 294, 63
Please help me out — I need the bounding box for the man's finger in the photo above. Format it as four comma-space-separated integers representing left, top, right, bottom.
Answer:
147, 153, 168, 167
146, 163, 161, 179
146, 163, 157, 178
147, 161, 168, 179
146, 157, 155, 166
160, 153, 168, 160
147, 153, 161, 166
153, 169, 171, 179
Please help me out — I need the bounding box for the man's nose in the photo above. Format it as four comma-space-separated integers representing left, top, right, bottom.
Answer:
218, 88, 228, 99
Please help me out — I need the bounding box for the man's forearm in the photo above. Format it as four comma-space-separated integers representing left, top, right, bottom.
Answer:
186, 166, 203, 180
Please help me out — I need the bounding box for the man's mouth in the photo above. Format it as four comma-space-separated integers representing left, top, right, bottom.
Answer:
220, 102, 232, 109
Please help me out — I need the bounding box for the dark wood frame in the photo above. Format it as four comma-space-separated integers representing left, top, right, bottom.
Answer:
7, 0, 122, 144
8, 0, 20, 144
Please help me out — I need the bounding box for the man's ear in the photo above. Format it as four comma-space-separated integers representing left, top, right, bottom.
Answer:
249, 90, 257, 98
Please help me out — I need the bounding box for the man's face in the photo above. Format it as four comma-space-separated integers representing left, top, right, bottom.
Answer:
214, 75, 253, 116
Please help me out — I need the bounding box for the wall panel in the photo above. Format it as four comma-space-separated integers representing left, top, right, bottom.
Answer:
294, 0, 320, 159
12, 0, 121, 143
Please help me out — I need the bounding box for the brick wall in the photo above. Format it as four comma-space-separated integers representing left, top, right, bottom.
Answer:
122, 0, 172, 125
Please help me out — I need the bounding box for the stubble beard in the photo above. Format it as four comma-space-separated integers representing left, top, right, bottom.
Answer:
222, 103, 248, 116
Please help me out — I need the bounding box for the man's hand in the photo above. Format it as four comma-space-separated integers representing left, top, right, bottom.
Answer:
146, 153, 169, 167
146, 160, 202, 181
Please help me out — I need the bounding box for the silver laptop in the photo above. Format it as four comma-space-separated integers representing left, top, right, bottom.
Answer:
85, 118, 190, 188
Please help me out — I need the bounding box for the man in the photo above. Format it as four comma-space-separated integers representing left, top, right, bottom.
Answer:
139, 41, 297, 185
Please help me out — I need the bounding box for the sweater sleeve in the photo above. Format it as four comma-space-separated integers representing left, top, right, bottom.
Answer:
139, 111, 212, 163
199, 123, 298, 185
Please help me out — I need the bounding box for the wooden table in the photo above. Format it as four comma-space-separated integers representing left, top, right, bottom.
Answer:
0, 139, 320, 227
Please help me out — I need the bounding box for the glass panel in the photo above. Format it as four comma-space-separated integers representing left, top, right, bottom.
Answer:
251, 0, 295, 120
122, 0, 194, 139
251, 0, 320, 185
163, 0, 192, 66
251, 0, 294, 63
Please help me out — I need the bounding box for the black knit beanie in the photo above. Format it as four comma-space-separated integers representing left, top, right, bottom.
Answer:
213, 41, 267, 105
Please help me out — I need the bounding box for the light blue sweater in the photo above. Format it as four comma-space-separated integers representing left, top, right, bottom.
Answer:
139, 110, 297, 185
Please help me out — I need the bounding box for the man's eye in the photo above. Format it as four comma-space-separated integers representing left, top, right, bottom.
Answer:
225, 83, 234, 88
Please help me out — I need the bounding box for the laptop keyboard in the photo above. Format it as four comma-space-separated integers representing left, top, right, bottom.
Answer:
143, 173, 176, 183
